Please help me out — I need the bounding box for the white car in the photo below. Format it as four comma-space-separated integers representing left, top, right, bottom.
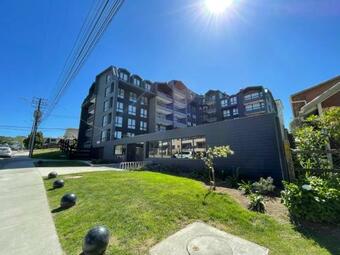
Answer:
0, 147, 12, 157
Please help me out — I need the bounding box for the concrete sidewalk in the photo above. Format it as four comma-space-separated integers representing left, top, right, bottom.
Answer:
0, 168, 63, 255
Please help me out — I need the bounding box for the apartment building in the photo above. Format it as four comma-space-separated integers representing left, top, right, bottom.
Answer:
78, 66, 289, 180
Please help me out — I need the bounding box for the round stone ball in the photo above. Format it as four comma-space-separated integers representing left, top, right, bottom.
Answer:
48, 171, 58, 179
82, 226, 110, 255
53, 179, 64, 189
60, 193, 77, 208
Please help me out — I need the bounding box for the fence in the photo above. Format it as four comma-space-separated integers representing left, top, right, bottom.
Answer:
119, 161, 145, 170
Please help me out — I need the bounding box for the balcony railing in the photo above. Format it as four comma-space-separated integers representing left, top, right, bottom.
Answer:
173, 88, 186, 99
88, 104, 95, 113
156, 117, 173, 126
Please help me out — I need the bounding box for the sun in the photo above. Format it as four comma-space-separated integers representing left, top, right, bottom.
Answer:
205, 0, 233, 15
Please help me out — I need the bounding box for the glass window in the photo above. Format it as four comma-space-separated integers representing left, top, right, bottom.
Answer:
103, 100, 110, 111
129, 92, 137, 102
115, 116, 123, 127
119, 72, 128, 81
230, 96, 237, 105
133, 78, 141, 86
114, 131, 122, 139
193, 136, 206, 155
118, 88, 124, 99
106, 74, 112, 84
140, 108, 147, 118
145, 83, 151, 91
128, 105, 136, 116
148, 141, 162, 158
102, 114, 111, 126
114, 145, 125, 155
181, 138, 194, 159
171, 138, 181, 158
140, 121, 147, 131
161, 140, 171, 158
128, 118, 135, 129
104, 86, 111, 97
116, 102, 123, 113
106, 129, 111, 141
223, 109, 231, 118
244, 92, 263, 101
140, 96, 147, 105
233, 108, 239, 115
245, 102, 265, 111
101, 130, 107, 142
221, 99, 228, 107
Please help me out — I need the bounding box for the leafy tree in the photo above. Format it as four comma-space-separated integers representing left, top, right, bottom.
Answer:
23, 132, 44, 149
196, 146, 234, 190
293, 107, 340, 173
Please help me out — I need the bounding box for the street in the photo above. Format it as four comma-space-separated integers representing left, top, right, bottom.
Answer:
0, 151, 33, 170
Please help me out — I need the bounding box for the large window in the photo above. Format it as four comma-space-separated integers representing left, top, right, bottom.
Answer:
140, 96, 147, 105
115, 116, 123, 127
128, 105, 136, 116
148, 136, 206, 159
133, 78, 141, 87
114, 145, 125, 155
230, 96, 237, 105
118, 88, 124, 99
116, 102, 123, 113
223, 109, 231, 118
233, 108, 239, 115
245, 102, 265, 112
244, 92, 263, 101
104, 86, 111, 97
140, 108, 147, 118
102, 113, 111, 126
221, 99, 228, 107
140, 121, 147, 131
119, 72, 128, 81
101, 129, 110, 142
129, 92, 137, 102
114, 131, 122, 139
128, 118, 136, 129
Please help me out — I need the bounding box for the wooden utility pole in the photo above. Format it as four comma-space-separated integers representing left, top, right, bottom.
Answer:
28, 98, 46, 157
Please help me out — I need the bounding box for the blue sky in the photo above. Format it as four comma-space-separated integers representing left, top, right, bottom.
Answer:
0, 0, 339, 137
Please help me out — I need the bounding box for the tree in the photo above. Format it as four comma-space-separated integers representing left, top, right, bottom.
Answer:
293, 107, 340, 173
23, 132, 44, 149
196, 146, 234, 190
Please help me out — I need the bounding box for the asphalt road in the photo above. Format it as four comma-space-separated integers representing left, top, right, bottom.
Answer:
0, 151, 33, 170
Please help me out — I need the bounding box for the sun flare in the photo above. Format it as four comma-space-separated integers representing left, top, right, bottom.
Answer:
205, 0, 233, 15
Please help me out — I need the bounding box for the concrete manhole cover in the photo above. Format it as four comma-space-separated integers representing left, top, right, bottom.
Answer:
187, 236, 233, 255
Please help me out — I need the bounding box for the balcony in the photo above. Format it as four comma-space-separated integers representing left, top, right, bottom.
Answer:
156, 116, 173, 126
156, 91, 173, 104
88, 104, 95, 114
174, 98, 186, 108
87, 115, 94, 125
85, 128, 93, 137
173, 88, 186, 99
90, 95, 96, 104
174, 110, 186, 118
156, 104, 173, 115
174, 121, 187, 128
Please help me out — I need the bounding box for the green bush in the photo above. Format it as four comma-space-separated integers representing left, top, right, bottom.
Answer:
252, 177, 275, 195
238, 180, 252, 195
281, 175, 340, 223
248, 193, 265, 213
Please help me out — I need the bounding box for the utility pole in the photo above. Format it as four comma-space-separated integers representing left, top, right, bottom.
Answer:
28, 98, 47, 157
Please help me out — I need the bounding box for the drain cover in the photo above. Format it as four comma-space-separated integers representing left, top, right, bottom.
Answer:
187, 236, 233, 255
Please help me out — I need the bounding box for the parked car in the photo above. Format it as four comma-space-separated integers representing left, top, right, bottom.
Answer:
0, 146, 12, 157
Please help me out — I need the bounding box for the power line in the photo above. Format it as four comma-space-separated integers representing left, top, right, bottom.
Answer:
43, 0, 125, 122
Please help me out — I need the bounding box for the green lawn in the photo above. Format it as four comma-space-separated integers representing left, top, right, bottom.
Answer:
34, 160, 89, 167
44, 171, 336, 255
32, 148, 66, 159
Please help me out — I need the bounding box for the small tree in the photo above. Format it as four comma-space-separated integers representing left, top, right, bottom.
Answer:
196, 146, 234, 190
23, 131, 44, 149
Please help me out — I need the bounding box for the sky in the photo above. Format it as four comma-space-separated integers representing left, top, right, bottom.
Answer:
0, 0, 339, 138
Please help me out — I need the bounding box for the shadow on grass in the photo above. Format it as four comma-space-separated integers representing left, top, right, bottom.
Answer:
291, 219, 340, 255
51, 206, 70, 213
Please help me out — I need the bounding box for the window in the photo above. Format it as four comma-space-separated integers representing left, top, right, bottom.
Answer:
145, 83, 151, 91
126, 132, 135, 137
103, 100, 110, 111
101, 130, 107, 142
106, 74, 112, 84
244, 92, 263, 101
114, 145, 125, 155
133, 78, 141, 86
233, 108, 239, 115
230, 96, 237, 105
161, 140, 171, 158
140, 96, 147, 105
119, 72, 128, 81
128, 118, 136, 129
116, 102, 123, 113
245, 102, 265, 112
129, 92, 137, 102
223, 109, 231, 118
171, 138, 181, 158
104, 86, 111, 97
128, 105, 136, 116
148, 141, 162, 158
221, 99, 228, 107
140, 108, 147, 118
193, 136, 206, 154
118, 88, 124, 99
102, 114, 111, 126
115, 116, 123, 127
114, 131, 122, 139
140, 121, 147, 131
106, 129, 111, 141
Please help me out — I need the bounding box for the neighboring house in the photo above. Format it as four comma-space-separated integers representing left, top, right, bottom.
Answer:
78, 66, 289, 180
64, 128, 79, 140
43, 137, 60, 148
290, 75, 340, 119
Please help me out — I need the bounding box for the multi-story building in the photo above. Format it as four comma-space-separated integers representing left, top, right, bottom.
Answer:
78, 66, 289, 180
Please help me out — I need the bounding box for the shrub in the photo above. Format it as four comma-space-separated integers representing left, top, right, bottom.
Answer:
238, 180, 252, 195
281, 175, 340, 223
248, 193, 265, 213
252, 177, 275, 195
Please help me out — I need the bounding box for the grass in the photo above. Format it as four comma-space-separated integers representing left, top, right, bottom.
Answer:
34, 160, 89, 167
44, 171, 336, 255
32, 148, 66, 159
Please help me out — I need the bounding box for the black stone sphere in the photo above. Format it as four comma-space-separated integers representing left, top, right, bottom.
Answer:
82, 226, 110, 255
60, 193, 77, 208
53, 179, 64, 189
48, 171, 58, 179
